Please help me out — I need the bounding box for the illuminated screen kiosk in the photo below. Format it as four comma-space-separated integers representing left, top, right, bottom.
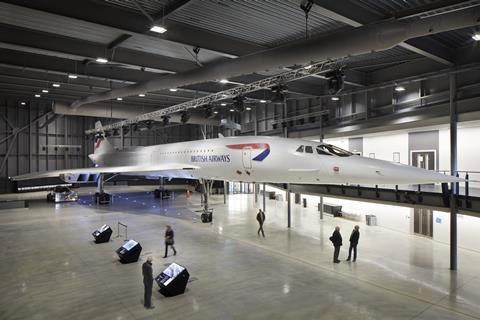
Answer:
115, 239, 142, 263
155, 263, 190, 297
92, 224, 112, 243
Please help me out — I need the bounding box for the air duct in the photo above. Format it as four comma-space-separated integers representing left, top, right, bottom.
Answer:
70, 7, 480, 109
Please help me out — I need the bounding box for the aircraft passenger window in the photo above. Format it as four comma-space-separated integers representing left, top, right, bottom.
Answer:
305, 146, 313, 153
296, 145, 304, 152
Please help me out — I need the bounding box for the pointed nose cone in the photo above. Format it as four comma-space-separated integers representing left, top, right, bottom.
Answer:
373, 160, 460, 184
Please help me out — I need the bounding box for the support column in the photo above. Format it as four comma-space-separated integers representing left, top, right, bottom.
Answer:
287, 184, 291, 228
262, 183, 266, 212
449, 73, 458, 271
223, 180, 227, 204
319, 196, 324, 220
254, 183, 258, 203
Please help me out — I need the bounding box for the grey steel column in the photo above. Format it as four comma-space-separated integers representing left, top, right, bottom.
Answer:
223, 180, 226, 204
287, 184, 291, 228
319, 196, 324, 220
263, 183, 266, 212
449, 73, 458, 271
254, 183, 258, 203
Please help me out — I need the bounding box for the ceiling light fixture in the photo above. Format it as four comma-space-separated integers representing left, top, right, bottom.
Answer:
472, 33, 480, 41
20, 102, 26, 105
150, 25, 167, 34
68, 74, 78, 79
52, 83, 60, 88
395, 86, 406, 92
260, 99, 267, 103
35, 94, 41, 98
138, 93, 146, 97
213, 111, 219, 114
169, 88, 178, 92
219, 79, 229, 84
220, 103, 227, 106
96, 57, 108, 63
304, 65, 312, 70
331, 96, 340, 101
42, 89, 49, 93
229, 109, 235, 112
116, 97, 123, 101
246, 107, 252, 111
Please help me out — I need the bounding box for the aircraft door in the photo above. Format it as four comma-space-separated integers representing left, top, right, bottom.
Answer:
242, 148, 252, 169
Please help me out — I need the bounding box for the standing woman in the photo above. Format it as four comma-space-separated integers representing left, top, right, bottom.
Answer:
163, 225, 177, 258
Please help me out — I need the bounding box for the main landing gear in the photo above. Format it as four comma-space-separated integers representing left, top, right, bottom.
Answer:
94, 173, 111, 204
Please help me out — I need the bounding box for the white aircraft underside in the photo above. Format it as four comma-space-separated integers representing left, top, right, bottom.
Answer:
13, 124, 459, 185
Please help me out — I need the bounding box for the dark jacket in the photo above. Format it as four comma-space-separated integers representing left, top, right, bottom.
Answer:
256, 211, 265, 224
349, 230, 360, 245
142, 261, 153, 285
165, 229, 174, 245
329, 230, 342, 247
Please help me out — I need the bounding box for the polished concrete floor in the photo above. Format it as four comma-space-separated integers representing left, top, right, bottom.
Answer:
0, 188, 480, 320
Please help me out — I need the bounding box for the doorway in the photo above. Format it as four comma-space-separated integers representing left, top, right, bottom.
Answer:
242, 148, 252, 169
411, 150, 436, 170
413, 208, 433, 237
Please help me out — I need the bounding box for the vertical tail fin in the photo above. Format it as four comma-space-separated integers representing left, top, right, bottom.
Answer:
94, 121, 114, 155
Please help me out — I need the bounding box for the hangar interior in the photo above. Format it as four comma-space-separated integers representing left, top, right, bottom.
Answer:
1, 0, 480, 319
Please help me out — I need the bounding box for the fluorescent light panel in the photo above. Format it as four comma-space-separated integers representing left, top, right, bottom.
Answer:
331, 97, 339, 101
35, 94, 41, 98
395, 86, 406, 92
472, 33, 480, 41
150, 25, 167, 33
169, 88, 178, 92
68, 74, 77, 79
52, 83, 60, 88
96, 57, 108, 63
219, 79, 229, 84
260, 99, 267, 103
138, 93, 145, 97
42, 89, 49, 93
116, 97, 123, 101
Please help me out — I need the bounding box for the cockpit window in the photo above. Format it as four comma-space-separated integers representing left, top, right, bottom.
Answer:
305, 146, 313, 153
316, 147, 331, 156
317, 144, 353, 157
296, 145, 304, 152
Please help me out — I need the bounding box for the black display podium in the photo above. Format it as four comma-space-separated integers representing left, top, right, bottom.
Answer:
92, 224, 112, 243
116, 240, 142, 263
155, 263, 189, 297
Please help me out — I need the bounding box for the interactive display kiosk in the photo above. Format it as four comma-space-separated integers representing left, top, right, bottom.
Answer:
115, 239, 142, 263
155, 263, 189, 297
92, 224, 112, 243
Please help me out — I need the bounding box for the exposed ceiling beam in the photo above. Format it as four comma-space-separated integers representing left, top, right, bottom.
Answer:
107, 34, 132, 50
0, 23, 197, 73
311, 0, 455, 66
0, 0, 259, 58
154, 0, 192, 20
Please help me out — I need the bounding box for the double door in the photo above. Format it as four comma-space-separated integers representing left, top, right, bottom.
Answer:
413, 208, 433, 237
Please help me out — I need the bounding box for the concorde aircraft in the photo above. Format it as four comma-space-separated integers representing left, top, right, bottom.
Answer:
13, 122, 459, 185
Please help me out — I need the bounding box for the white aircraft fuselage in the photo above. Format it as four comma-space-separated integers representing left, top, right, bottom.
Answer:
88, 135, 457, 185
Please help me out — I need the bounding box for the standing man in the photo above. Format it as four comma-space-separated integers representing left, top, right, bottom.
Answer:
346, 225, 360, 262
163, 225, 177, 258
142, 256, 154, 309
329, 226, 342, 263
256, 209, 266, 237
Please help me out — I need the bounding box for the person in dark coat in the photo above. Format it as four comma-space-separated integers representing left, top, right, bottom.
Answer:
329, 226, 342, 263
346, 225, 360, 262
163, 225, 177, 258
256, 209, 266, 237
142, 256, 154, 309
